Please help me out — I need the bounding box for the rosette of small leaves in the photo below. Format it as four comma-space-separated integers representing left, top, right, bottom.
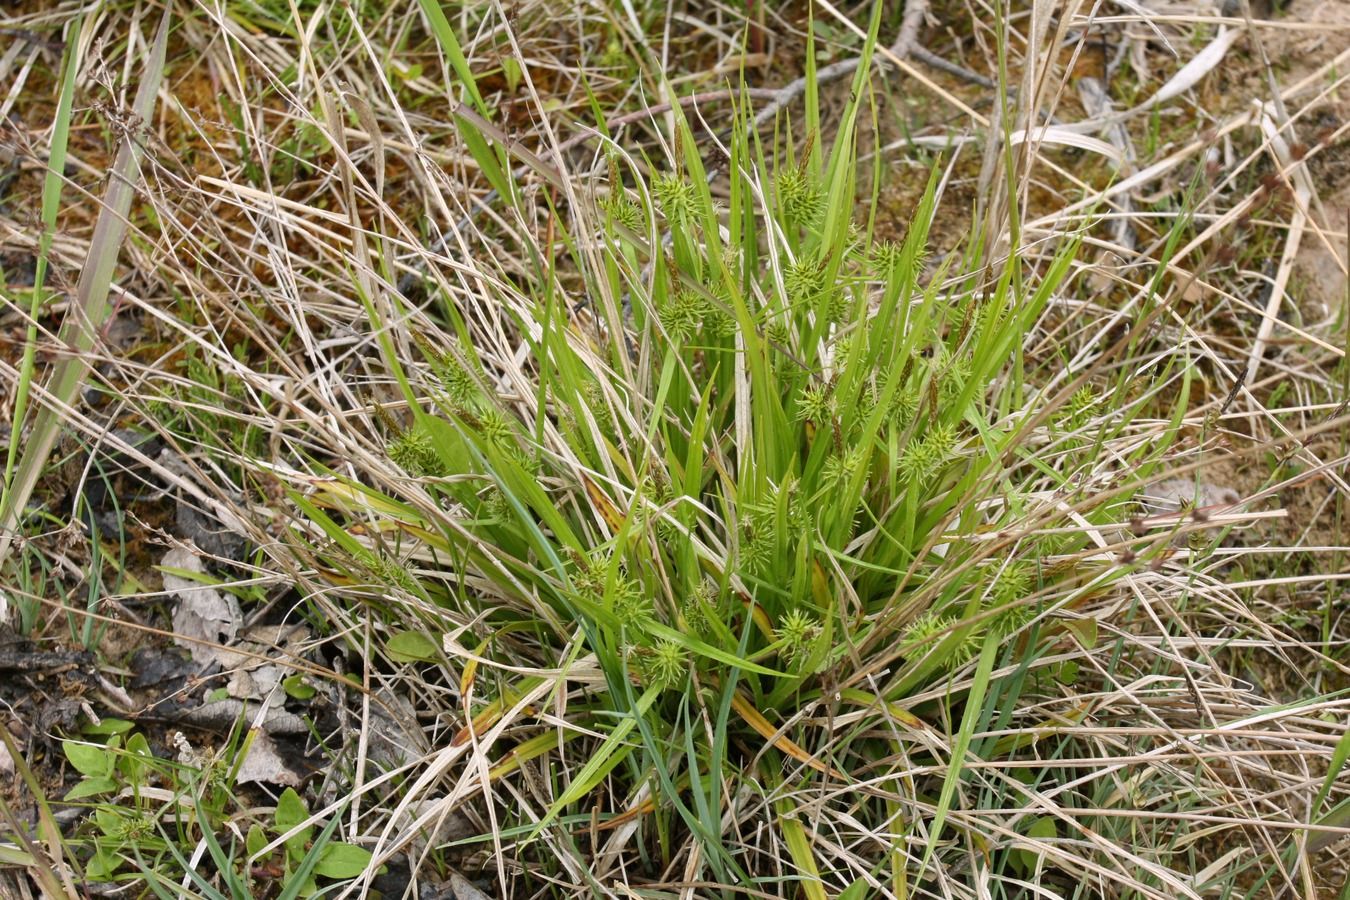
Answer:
640, 640, 689, 690
388, 424, 444, 477
652, 172, 698, 226
778, 609, 820, 669
776, 166, 824, 225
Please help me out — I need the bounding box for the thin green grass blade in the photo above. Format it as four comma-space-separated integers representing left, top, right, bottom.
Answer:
915, 631, 1001, 882
2, 18, 80, 503
0, 9, 171, 568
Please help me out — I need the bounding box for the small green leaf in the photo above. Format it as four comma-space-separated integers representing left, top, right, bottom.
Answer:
1028, 815, 1057, 840
82, 718, 134, 736
313, 842, 374, 879
86, 845, 121, 881
502, 56, 522, 93
63, 741, 113, 778
64, 776, 118, 800
247, 824, 268, 859
838, 878, 870, 900
275, 787, 313, 860
118, 732, 153, 780
282, 675, 316, 700
206, 687, 230, 703
385, 631, 439, 663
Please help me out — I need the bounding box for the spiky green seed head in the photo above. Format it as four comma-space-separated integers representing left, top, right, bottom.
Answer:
795, 383, 834, 424
681, 581, 717, 638
389, 425, 444, 477
365, 552, 418, 594
659, 290, 707, 343
776, 167, 824, 224
482, 488, 510, 522
936, 352, 971, 402
822, 448, 867, 488
1060, 385, 1099, 429
950, 624, 987, 666
869, 239, 904, 276
900, 610, 952, 657
652, 172, 697, 225
610, 575, 652, 630
897, 422, 958, 482
992, 562, 1032, 606
602, 191, 644, 231
640, 640, 689, 690
477, 408, 514, 448
784, 255, 827, 300
741, 528, 773, 573
428, 348, 479, 408
779, 609, 820, 667
824, 290, 851, 323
